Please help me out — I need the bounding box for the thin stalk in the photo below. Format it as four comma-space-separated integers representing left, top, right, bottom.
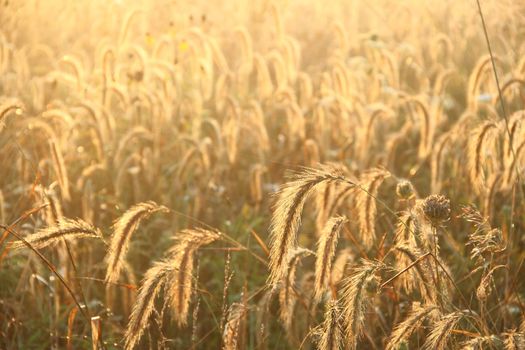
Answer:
476, 0, 523, 195
0, 224, 90, 322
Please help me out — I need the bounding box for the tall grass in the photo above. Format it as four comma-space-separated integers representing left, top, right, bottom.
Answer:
0, 0, 524, 349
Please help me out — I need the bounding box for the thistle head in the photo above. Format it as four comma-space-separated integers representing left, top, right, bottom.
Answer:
396, 179, 415, 199
422, 194, 450, 224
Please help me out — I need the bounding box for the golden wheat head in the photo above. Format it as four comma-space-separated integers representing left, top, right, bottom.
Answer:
166, 228, 222, 326
11, 217, 101, 251
341, 260, 383, 349
314, 215, 347, 301
316, 299, 344, 350
124, 260, 173, 350
268, 165, 352, 286
386, 303, 438, 350
105, 201, 168, 284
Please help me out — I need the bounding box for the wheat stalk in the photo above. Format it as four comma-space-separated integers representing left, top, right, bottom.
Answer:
255, 288, 275, 350
355, 169, 390, 249
268, 165, 353, 285
279, 247, 312, 331
395, 243, 437, 303
314, 216, 347, 301
341, 260, 382, 349
316, 299, 344, 350
49, 139, 71, 202
330, 248, 353, 291
0, 190, 4, 224
468, 121, 499, 193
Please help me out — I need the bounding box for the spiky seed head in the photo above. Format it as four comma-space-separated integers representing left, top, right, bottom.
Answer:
422, 195, 450, 224
396, 180, 414, 199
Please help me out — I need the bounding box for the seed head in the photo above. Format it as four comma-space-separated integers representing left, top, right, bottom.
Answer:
422, 194, 450, 224
396, 180, 415, 199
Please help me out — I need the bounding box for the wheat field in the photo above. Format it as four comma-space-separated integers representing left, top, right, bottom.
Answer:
1, 0, 525, 349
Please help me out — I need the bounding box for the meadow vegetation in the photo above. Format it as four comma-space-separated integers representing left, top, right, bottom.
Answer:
0, 0, 524, 348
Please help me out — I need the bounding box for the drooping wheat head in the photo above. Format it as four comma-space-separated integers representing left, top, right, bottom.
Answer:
105, 201, 168, 284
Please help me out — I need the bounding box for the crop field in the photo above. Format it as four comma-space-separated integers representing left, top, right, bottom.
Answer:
1, 0, 524, 349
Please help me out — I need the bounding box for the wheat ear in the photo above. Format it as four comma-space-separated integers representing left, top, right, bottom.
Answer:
1, 100, 22, 132
386, 303, 438, 350
462, 335, 502, 349
269, 165, 353, 286
341, 260, 382, 349
279, 247, 312, 331
166, 228, 222, 326
105, 201, 167, 284
355, 169, 390, 249
423, 311, 465, 350
11, 218, 101, 251
395, 243, 437, 303
467, 121, 498, 192
314, 216, 347, 301
330, 248, 353, 291
222, 302, 247, 350
43, 189, 64, 226
124, 260, 173, 350
503, 329, 525, 350
317, 299, 344, 350
49, 140, 71, 202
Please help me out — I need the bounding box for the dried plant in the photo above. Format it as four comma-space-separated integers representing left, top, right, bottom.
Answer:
105, 201, 168, 284
269, 165, 353, 285
423, 311, 465, 350
341, 260, 383, 349
11, 218, 101, 251
314, 216, 347, 301
461, 335, 501, 349
476, 265, 506, 301
421, 194, 451, 225
386, 303, 439, 350
396, 179, 415, 200
222, 302, 247, 350
124, 260, 173, 350
354, 169, 390, 248
166, 228, 222, 326
1, 1, 525, 349
461, 205, 506, 263
394, 244, 437, 303
503, 329, 525, 350
124, 227, 221, 349
278, 247, 312, 331
316, 299, 344, 350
